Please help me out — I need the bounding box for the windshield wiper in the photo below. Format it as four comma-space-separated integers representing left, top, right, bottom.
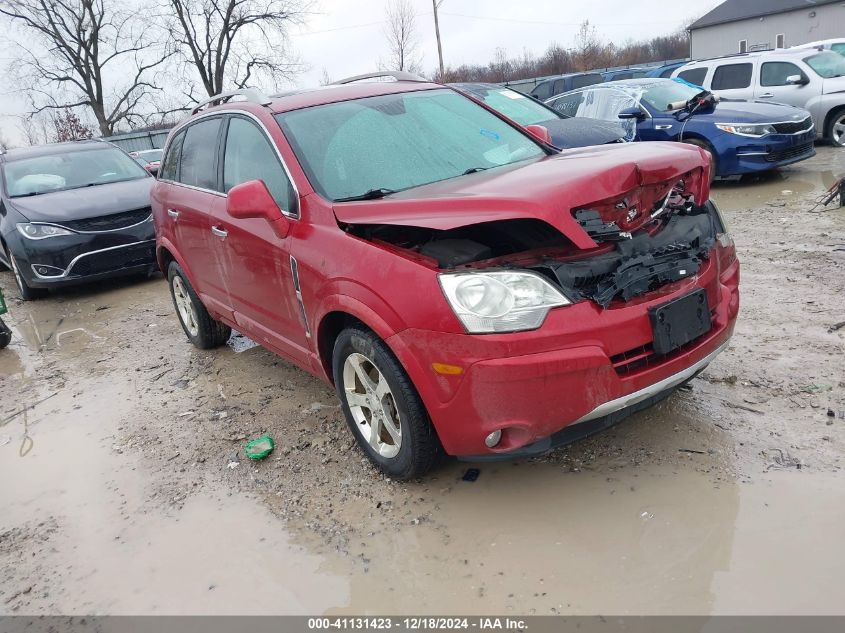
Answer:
335, 188, 396, 202
463, 166, 490, 175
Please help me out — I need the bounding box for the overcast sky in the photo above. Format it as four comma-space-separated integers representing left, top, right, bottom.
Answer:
0, 0, 722, 145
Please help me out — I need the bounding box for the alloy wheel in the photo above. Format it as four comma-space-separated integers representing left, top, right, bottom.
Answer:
9, 252, 25, 294
342, 352, 402, 458
832, 113, 845, 146
171, 275, 199, 337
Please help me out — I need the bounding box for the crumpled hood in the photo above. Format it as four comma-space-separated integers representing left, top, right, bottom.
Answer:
332, 142, 708, 250
9, 177, 153, 222
539, 116, 627, 148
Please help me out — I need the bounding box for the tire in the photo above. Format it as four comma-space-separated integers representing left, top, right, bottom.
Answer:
6, 247, 47, 301
682, 138, 717, 182
826, 109, 845, 147
0, 318, 11, 349
167, 261, 231, 349
332, 326, 442, 480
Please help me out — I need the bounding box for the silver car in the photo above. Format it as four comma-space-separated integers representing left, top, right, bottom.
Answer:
672, 48, 845, 146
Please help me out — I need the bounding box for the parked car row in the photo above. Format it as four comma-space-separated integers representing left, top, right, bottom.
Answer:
1, 74, 742, 480
545, 78, 816, 178
671, 48, 845, 146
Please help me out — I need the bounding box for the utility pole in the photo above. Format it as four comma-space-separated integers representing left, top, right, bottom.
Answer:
432, 0, 444, 76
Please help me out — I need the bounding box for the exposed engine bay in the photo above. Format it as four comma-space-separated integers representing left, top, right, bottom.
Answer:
347, 181, 723, 309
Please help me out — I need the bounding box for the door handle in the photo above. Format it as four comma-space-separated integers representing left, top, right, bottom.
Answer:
758, 93, 774, 98
167, 209, 180, 219
211, 225, 228, 239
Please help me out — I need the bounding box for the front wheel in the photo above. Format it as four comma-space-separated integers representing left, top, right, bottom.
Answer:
167, 261, 231, 349
0, 318, 11, 349
332, 326, 442, 479
6, 248, 47, 301
826, 110, 845, 147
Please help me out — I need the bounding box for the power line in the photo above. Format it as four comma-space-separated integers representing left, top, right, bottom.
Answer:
439, 12, 683, 27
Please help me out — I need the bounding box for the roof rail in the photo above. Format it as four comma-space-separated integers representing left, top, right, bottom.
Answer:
190, 89, 272, 115
331, 71, 427, 85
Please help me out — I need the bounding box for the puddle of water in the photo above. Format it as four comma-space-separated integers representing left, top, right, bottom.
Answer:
711, 146, 845, 211
326, 464, 845, 616
0, 362, 348, 615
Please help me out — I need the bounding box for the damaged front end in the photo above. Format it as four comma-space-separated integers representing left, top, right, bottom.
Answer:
346, 177, 729, 314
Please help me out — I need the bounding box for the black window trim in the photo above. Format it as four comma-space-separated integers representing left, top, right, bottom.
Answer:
159, 109, 301, 218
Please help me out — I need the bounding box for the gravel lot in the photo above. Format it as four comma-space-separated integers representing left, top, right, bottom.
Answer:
1, 147, 843, 615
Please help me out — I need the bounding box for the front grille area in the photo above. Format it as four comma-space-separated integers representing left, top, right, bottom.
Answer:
611, 309, 717, 376
765, 142, 814, 163
772, 117, 813, 134
69, 243, 155, 277
61, 207, 152, 232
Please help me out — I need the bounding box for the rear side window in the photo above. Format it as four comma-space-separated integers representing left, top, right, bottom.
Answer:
659, 68, 676, 78
548, 92, 584, 117
572, 73, 602, 89
760, 62, 807, 86
678, 67, 708, 86
552, 78, 566, 95
178, 117, 221, 191
223, 117, 296, 215
531, 81, 552, 100
159, 131, 184, 181
711, 63, 753, 89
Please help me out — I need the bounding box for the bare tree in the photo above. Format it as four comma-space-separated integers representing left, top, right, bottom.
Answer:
0, 0, 172, 137
319, 67, 333, 86
382, 0, 421, 74
18, 114, 51, 146
0, 130, 13, 151
572, 20, 610, 71
163, 0, 311, 98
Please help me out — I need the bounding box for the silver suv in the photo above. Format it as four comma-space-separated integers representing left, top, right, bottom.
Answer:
672, 48, 845, 146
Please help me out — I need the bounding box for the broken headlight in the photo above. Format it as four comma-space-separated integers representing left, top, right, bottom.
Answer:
715, 123, 776, 137
438, 271, 570, 333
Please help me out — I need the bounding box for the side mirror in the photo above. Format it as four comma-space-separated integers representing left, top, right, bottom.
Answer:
524, 124, 553, 145
618, 106, 645, 120
786, 74, 808, 85
227, 179, 291, 238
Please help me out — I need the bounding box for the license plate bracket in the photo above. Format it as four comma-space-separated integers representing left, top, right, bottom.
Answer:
649, 289, 711, 355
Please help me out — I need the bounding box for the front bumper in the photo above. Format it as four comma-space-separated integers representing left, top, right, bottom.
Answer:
388, 254, 740, 457
7, 220, 157, 288
720, 129, 816, 175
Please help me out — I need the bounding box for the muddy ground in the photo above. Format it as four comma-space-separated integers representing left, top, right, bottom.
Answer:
1, 147, 844, 616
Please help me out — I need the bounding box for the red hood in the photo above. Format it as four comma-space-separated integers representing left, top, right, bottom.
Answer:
331, 142, 709, 250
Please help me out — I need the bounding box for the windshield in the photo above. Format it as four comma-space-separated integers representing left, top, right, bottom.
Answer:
4, 147, 148, 197
276, 89, 546, 201
804, 52, 845, 78
468, 87, 560, 125
641, 81, 703, 111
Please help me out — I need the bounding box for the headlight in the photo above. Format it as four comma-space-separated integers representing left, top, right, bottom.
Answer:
439, 271, 571, 333
16, 223, 74, 239
715, 123, 776, 137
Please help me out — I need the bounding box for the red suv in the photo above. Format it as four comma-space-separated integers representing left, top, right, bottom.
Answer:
152, 75, 739, 479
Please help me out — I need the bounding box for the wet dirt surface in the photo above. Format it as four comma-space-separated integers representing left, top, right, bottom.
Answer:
1, 147, 844, 615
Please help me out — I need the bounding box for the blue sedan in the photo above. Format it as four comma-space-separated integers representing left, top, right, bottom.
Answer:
545, 78, 816, 178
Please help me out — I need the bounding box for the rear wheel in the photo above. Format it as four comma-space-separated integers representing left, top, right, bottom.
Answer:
682, 138, 717, 182
826, 109, 845, 147
6, 248, 47, 301
332, 326, 442, 479
167, 261, 231, 349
